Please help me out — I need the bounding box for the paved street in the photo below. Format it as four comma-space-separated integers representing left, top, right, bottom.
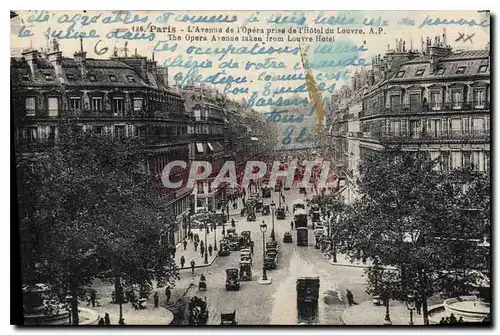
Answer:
176, 188, 371, 325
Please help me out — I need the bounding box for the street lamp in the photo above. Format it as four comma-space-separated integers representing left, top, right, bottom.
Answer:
382, 291, 392, 325
204, 220, 208, 264
406, 293, 416, 325
214, 222, 218, 251
260, 221, 268, 281
270, 200, 276, 241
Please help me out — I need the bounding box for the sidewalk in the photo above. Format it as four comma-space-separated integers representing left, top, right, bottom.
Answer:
176, 227, 219, 270
341, 295, 444, 325
319, 251, 397, 270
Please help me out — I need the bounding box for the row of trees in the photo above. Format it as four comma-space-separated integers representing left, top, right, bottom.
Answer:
324, 148, 490, 324
16, 119, 179, 324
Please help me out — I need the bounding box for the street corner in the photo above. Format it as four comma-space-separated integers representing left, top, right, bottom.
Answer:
340, 300, 422, 326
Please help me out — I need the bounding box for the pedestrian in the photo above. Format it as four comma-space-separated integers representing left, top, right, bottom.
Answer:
98, 317, 105, 325
165, 286, 171, 303
346, 289, 355, 306
415, 299, 422, 315
439, 317, 447, 324
286, 205, 289, 213
183, 239, 187, 250
282, 194, 285, 202
104, 312, 110, 325
90, 289, 97, 307
154, 292, 159, 308
290, 220, 294, 230
250, 241, 254, 255
194, 241, 198, 251
190, 259, 195, 274
449, 313, 457, 323
234, 201, 238, 210
208, 244, 213, 256
200, 240, 204, 251
200, 245, 205, 258
180, 255, 185, 268
119, 318, 126, 325
231, 218, 235, 228
171, 245, 176, 257
458, 316, 464, 323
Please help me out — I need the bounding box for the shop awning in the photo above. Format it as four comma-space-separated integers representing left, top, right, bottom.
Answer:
196, 143, 204, 153
207, 142, 214, 151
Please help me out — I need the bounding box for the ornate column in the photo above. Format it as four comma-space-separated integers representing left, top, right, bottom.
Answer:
82, 91, 90, 111
124, 91, 132, 117
103, 91, 112, 113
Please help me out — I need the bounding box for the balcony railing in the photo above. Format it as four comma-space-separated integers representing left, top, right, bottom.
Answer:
362, 130, 490, 142
37, 109, 190, 120
361, 100, 491, 117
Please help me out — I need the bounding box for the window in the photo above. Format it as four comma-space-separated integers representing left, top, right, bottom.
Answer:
66, 73, 75, 80
48, 97, 59, 116
91, 97, 103, 111
28, 127, 38, 142
115, 125, 125, 140
88, 74, 97, 82
409, 120, 420, 138
471, 152, 485, 171
455, 66, 466, 74
109, 75, 118, 82
429, 119, 441, 137
25, 97, 36, 117
48, 126, 56, 140
450, 151, 462, 169
43, 72, 53, 81
390, 121, 400, 136
472, 117, 484, 132
451, 90, 462, 109
435, 68, 445, 75
478, 65, 488, 73
133, 98, 143, 112
137, 126, 146, 138
389, 95, 401, 112
197, 181, 204, 194
409, 93, 421, 112
22, 73, 30, 81
473, 89, 486, 108
113, 97, 124, 115
196, 143, 204, 153
451, 118, 461, 135
70, 97, 81, 111
127, 75, 136, 83
430, 151, 441, 170
396, 71, 405, 78
430, 91, 441, 110
94, 125, 103, 135
415, 69, 425, 77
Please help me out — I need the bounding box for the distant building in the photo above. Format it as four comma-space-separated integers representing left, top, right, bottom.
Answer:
329, 33, 490, 203
11, 40, 191, 245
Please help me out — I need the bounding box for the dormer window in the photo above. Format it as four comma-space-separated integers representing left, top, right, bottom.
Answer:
66, 73, 75, 80
43, 73, 54, 81
21, 73, 30, 81
435, 68, 445, 75
415, 69, 425, 77
109, 75, 118, 82
88, 75, 97, 82
127, 75, 136, 83
396, 71, 405, 78
455, 66, 466, 74
478, 65, 488, 73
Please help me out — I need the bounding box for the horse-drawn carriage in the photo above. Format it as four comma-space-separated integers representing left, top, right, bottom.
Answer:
247, 212, 256, 221
283, 231, 293, 243
239, 261, 252, 281
220, 310, 237, 325
262, 204, 270, 215
218, 241, 231, 256
225, 269, 240, 291
276, 206, 286, 219
261, 185, 271, 198
188, 296, 209, 325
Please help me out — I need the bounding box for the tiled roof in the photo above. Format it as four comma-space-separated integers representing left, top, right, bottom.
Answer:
443, 50, 489, 60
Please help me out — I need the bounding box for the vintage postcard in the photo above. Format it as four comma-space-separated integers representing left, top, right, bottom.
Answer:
11, 10, 491, 326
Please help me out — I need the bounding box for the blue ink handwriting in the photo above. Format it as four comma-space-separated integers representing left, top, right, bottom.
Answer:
185, 43, 300, 61
152, 41, 178, 52
27, 10, 51, 23
419, 16, 490, 29
102, 11, 149, 25
106, 29, 155, 41
18, 26, 34, 38
267, 12, 306, 25
156, 12, 237, 24
44, 26, 100, 40
163, 55, 213, 69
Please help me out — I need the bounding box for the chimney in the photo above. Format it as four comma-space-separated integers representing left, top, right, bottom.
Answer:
74, 38, 87, 79
369, 70, 375, 86
429, 42, 452, 72
22, 48, 39, 76
46, 39, 64, 78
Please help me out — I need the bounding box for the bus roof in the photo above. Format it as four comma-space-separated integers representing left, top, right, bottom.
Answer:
294, 209, 307, 215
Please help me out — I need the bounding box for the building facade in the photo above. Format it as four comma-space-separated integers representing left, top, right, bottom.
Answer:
328, 35, 490, 203
12, 41, 191, 245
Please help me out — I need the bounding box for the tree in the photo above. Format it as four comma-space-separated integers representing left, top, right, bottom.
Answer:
342, 148, 490, 324
16, 119, 179, 324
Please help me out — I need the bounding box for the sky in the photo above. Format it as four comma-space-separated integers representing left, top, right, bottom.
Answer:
10, 10, 491, 149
